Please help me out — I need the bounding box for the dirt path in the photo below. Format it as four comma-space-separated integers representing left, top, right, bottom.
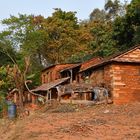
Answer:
0, 103, 140, 140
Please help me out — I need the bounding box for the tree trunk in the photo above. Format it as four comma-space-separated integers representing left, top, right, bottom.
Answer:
18, 89, 24, 109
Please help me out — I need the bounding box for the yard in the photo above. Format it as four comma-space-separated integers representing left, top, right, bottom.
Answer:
0, 102, 140, 140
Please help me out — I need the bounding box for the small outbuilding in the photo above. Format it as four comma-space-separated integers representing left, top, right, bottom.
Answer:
32, 77, 70, 101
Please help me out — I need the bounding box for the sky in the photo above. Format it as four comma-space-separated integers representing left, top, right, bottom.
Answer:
0, 0, 131, 30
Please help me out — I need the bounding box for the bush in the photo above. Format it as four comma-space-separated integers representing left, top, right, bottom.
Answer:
0, 93, 7, 118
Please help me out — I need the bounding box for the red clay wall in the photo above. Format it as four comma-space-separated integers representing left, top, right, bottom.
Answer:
41, 66, 55, 84
104, 65, 114, 96
90, 68, 104, 86
83, 63, 140, 104
89, 65, 113, 98
41, 64, 74, 84
112, 63, 140, 104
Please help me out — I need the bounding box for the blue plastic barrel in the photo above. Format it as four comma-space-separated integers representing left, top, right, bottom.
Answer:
7, 101, 16, 119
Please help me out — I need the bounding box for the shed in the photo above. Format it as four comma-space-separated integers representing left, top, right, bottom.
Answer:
32, 77, 70, 100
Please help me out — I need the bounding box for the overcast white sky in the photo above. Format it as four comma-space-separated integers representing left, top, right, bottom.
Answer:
0, 0, 131, 30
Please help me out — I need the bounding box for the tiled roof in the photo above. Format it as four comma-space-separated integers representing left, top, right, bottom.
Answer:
80, 57, 103, 72
60, 63, 81, 72
41, 63, 80, 72
79, 45, 140, 72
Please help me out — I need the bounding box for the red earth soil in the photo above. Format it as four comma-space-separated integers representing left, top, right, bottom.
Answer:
0, 102, 140, 140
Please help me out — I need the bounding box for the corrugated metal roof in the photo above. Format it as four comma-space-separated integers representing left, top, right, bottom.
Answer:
32, 77, 70, 92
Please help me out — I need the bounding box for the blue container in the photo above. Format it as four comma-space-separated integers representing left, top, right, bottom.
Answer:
7, 101, 16, 119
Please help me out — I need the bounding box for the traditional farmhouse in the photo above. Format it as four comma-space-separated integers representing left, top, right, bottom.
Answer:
79, 45, 140, 104
33, 45, 140, 104
35, 57, 104, 102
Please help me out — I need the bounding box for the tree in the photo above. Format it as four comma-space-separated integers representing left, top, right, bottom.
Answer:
126, 0, 140, 44
1, 14, 44, 86
1, 14, 34, 48
112, 16, 134, 50
105, 0, 124, 20
0, 31, 16, 66
0, 66, 13, 94
38, 9, 90, 63
0, 45, 30, 108
89, 20, 118, 57
112, 0, 140, 50
0, 54, 41, 109
1, 10, 92, 65
22, 9, 92, 64
90, 8, 106, 21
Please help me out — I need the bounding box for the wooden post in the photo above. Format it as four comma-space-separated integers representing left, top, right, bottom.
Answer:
50, 90, 52, 100
46, 91, 48, 101
70, 69, 73, 83
90, 92, 92, 100
84, 93, 87, 100
24, 92, 28, 103
28, 93, 31, 102
23, 94, 25, 102
32, 95, 35, 104
78, 73, 83, 83
14, 93, 17, 103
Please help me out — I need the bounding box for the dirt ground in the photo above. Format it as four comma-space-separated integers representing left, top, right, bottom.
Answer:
0, 102, 140, 140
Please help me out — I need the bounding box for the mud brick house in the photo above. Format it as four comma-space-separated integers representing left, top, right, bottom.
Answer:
33, 63, 80, 101
79, 45, 140, 104
33, 45, 140, 104
41, 63, 79, 84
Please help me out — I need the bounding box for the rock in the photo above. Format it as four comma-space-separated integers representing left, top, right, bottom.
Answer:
103, 110, 110, 114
